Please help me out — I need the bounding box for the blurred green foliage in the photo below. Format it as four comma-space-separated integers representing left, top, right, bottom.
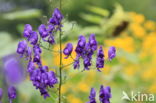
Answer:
0, 0, 156, 103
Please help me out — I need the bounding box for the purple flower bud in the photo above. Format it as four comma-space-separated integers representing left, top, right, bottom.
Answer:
63, 43, 73, 58
42, 66, 49, 72
53, 8, 63, 20
96, 46, 104, 70
48, 71, 58, 87
48, 24, 54, 33
38, 24, 49, 38
83, 57, 91, 70
28, 31, 38, 45
48, 36, 55, 44
8, 86, 16, 100
49, 8, 63, 26
99, 85, 111, 103
33, 44, 42, 54
0, 88, 3, 100
89, 34, 97, 51
23, 24, 32, 39
17, 40, 27, 55
33, 54, 41, 63
73, 56, 80, 69
40, 88, 49, 99
33, 45, 41, 63
25, 46, 32, 59
27, 61, 35, 73
87, 88, 96, 103
108, 46, 116, 61
75, 35, 86, 55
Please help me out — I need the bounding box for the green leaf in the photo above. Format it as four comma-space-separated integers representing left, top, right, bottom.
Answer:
87, 6, 109, 17
80, 13, 103, 24
2, 9, 41, 20
0, 32, 19, 58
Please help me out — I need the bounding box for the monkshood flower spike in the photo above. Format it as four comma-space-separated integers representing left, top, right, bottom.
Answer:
16, 5, 116, 103
87, 85, 112, 103
99, 85, 112, 103
96, 46, 104, 71
8, 86, 16, 103
16, 8, 63, 99
87, 88, 96, 103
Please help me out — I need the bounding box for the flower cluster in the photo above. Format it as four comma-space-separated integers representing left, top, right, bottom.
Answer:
0, 86, 17, 103
16, 8, 63, 98
38, 8, 63, 44
63, 34, 116, 71
87, 85, 112, 103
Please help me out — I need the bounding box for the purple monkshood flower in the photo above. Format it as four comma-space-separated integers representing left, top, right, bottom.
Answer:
38, 24, 49, 38
89, 34, 97, 51
99, 85, 112, 103
63, 43, 73, 58
28, 31, 38, 45
27, 61, 35, 73
48, 24, 54, 33
8, 86, 16, 103
0, 88, 3, 101
96, 46, 104, 71
49, 8, 63, 26
3, 54, 24, 84
87, 88, 96, 103
108, 46, 116, 61
74, 34, 98, 70
75, 35, 86, 55
73, 56, 80, 69
87, 85, 112, 103
17, 40, 27, 55
83, 57, 91, 70
23, 24, 32, 39
47, 36, 55, 44
16, 8, 61, 99
33, 44, 42, 63
29, 66, 58, 99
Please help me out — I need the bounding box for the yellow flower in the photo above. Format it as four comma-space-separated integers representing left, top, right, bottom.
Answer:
67, 95, 83, 103
141, 33, 156, 55
129, 12, 145, 24
142, 67, 156, 81
144, 20, 156, 31
53, 44, 76, 69
123, 64, 139, 77
105, 36, 135, 53
101, 65, 111, 75
85, 69, 96, 84
77, 82, 89, 93
130, 23, 145, 38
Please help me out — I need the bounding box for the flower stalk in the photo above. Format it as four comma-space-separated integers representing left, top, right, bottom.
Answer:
58, 1, 62, 103
58, 30, 62, 103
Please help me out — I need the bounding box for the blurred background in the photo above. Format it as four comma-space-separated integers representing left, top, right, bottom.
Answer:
0, 0, 156, 103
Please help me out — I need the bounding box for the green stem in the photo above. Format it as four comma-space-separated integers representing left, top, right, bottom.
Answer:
58, 30, 62, 103
59, 1, 62, 103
